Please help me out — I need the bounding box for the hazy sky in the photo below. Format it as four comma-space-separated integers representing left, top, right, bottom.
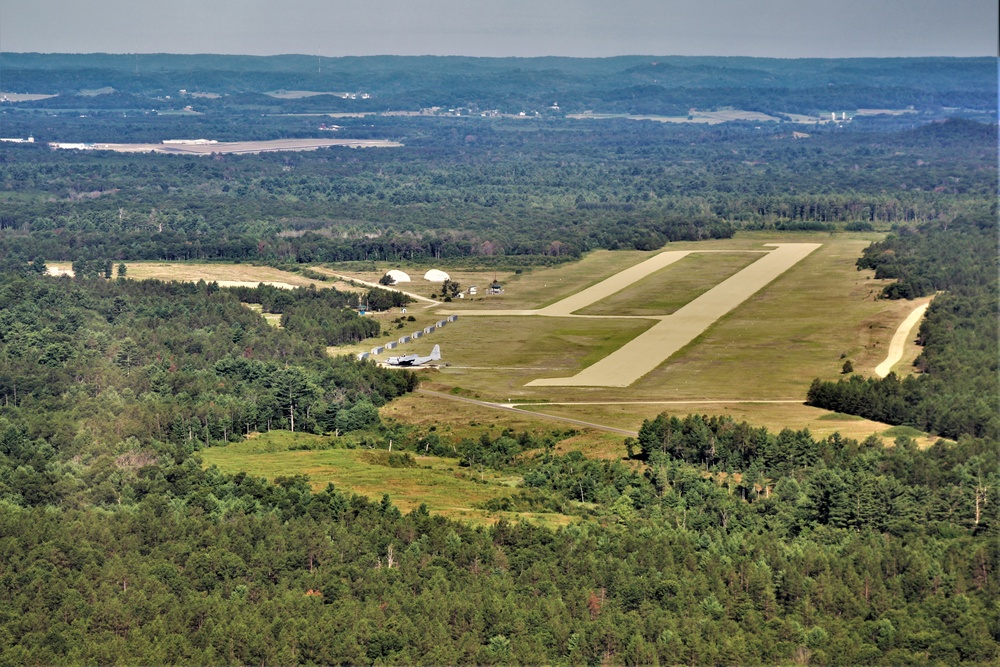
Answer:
1, 0, 997, 58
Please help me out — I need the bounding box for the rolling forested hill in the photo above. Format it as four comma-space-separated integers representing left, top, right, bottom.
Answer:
0, 54, 997, 665
2, 53, 996, 116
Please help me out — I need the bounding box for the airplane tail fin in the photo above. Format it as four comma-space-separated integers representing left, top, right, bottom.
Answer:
430, 344, 441, 361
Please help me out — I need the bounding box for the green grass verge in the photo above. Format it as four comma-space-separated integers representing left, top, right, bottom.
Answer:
201, 431, 571, 527
575, 252, 761, 317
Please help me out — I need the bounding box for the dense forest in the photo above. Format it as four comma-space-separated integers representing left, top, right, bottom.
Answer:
806, 213, 999, 440
0, 267, 996, 665
0, 54, 997, 664
1, 117, 995, 266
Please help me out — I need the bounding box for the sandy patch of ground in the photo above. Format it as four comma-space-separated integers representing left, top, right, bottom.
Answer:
1, 92, 58, 102
51, 138, 401, 155
265, 90, 349, 99
875, 300, 931, 377
854, 108, 919, 116
47, 262, 335, 290
214, 280, 295, 289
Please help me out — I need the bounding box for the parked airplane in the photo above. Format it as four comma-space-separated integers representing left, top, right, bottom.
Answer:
386, 345, 441, 367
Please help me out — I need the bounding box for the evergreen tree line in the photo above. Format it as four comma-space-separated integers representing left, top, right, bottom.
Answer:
0, 271, 415, 455
0, 267, 995, 664
806, 214, 999, 439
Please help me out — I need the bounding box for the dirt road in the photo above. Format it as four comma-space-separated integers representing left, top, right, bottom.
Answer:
309, 269, 441, 308
875, 301, 931, 378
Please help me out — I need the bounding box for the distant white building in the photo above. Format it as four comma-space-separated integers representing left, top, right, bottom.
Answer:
162, 139, 218, 145
423, 269, 450, 282
386, 269, 411, 283
0, 136, 34, 143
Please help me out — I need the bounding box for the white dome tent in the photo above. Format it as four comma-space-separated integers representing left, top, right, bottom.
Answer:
385, 269, 411, 283
423, 269, 450, 282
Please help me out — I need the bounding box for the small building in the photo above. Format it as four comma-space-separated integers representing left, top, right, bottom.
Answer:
423, 269, 450, 282
386, 269, 411, 283
357, 352, 370, 361
412, 331, 423, 339
424, 326, 435, 335
447, 314, 459, 323
399, 335, 411, 344
468, 286, 477, 295
488, 280, 503, 294
385, 341, 397, 350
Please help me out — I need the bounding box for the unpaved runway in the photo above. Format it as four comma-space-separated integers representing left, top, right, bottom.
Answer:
875, 301, 930, 378
529, 243, 819, 386
537, 251, 691, 315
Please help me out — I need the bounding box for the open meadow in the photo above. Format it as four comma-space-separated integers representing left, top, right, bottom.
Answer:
200, 431, 572, 527
331, 231, 938, 448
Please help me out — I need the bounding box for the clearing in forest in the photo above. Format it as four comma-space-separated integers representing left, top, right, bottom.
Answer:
454, 243, 820, 387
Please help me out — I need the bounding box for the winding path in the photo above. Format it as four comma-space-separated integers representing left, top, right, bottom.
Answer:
309, 268, 441, 308
874, 302, 930, 378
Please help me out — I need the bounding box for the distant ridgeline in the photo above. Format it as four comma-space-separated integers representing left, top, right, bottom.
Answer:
1, 53, 996, 116
807, 213, 999, 440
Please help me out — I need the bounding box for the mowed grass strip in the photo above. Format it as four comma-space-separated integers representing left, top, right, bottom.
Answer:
408, 314, 654, 394
631, 236, 911, 399
201, 432, 569, 526
575, 252, 761, 317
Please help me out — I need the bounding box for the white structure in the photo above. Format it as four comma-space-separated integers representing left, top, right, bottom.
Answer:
162, 139, 218, 145
385, 269, 411, 283
423, 269, 450, 282
0, 136, 34, 143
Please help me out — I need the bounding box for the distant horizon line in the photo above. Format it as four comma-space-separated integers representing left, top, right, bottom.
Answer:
2, 51, 995, 60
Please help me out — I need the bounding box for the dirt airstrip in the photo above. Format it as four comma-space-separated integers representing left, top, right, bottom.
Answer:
453, 243, 820, 387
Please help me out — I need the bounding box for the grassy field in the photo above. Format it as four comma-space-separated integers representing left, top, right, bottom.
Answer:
417, 315, 654, 393
200, 431, 571, 527
575, 252, 762, 317
382, 231, 940, 445
186, 231, 944, 518
381, 392, 630, 460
